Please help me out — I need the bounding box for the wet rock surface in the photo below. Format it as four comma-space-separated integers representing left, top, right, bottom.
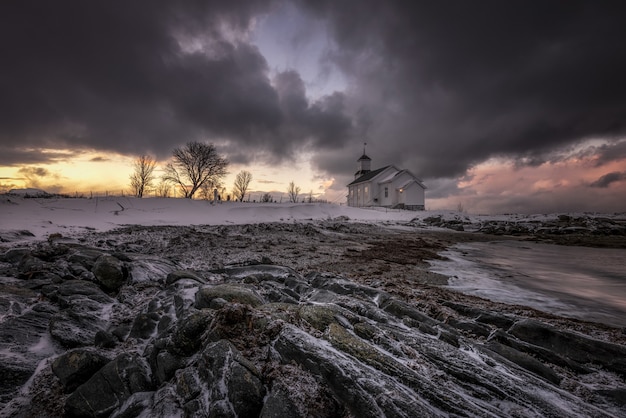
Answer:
0, 221, 625, 417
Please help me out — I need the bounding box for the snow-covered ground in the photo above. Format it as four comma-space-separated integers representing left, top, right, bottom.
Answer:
4, 188, 622, 243
1, 190, 421, 242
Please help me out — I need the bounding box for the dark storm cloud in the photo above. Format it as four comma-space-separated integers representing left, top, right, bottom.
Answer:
0, 0, 353, 165
299, 0, 626, 179
0, 148, 75, 167
225, 69, 353, 165
589, 171, 626, 188
3, 0, 626, 192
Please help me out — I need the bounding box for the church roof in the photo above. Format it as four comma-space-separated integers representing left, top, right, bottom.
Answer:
357, 153, 371, 161
347, 165, 391, 186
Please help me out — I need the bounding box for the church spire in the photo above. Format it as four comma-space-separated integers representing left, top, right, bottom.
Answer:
355, 142, 371, 178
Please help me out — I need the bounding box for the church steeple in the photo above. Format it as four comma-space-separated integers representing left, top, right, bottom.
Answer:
355, 142, 371, 179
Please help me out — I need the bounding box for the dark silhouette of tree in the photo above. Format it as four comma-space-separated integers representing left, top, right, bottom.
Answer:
261, 193, 272, 203
163, 142, 228, 199
233, 170, 252, 202
287, 181, 301, 203
129, 155, 156, 198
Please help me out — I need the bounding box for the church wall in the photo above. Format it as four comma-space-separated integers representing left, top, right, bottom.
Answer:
402, 181, 425, 208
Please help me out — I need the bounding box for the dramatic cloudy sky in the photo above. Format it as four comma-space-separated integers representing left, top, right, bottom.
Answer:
1, 0, 625, 213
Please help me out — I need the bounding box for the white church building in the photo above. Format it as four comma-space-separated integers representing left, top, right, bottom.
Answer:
347, 153, 426, 210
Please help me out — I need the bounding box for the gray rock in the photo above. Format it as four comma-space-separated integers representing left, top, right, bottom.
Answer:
48, 280, 113, 348
381, 298, 439, 327
197, 339, 265, 418
129, 312, 160, 339
447, 318, 492, 338
509, 319, 626, 377
109, 391, 154, 418
154, 351, 185, 385
1, 247, 31, 263
68, 247, 106, 270
0, 301, 58, 405
195, 283, 264, 309
166, 269, 205, 285
51, 348, 111, 392
17, 254, 49, 274
489, 329, 591, 373
175, 367, 203, 403
92, 255, 127, 292
170, 311, 214, 356
65, 353, 153, 418
481, 342, 562, 385
56, 279, 114, 305
274, 324, 442, 417
147, 385, 185, 417
94, 330, 117, 348
49, 310, 102, 348
260, 381, 317, 418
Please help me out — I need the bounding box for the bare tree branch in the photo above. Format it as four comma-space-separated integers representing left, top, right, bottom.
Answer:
233, 170, 252, 202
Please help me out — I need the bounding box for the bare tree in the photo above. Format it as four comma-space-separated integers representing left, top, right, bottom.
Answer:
163, 142, 229, 199
232, 170, 252, 202
261, 193, 273, 203
287, 181, 301, 203
129, 155, 157, 198
155, 179, 171, 197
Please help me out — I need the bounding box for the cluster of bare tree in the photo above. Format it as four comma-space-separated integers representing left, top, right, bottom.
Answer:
129, 141, 305, 202
129, 141, 229, 199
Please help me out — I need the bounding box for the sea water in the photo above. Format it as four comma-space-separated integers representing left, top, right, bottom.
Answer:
427, 240, 626, 328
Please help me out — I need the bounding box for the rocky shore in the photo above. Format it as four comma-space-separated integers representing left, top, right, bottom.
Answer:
421, 213, 626, 248
1, 219, 625, 417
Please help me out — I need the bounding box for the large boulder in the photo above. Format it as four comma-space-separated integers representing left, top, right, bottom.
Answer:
170, 311, 214, 356
65, 353, 153, 418
92, 255, 127, 292
48, 280, 113, 348
195, 283, 264, 309
51, 349, 111, 392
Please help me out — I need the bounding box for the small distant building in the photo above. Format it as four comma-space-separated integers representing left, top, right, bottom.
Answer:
347, 152, 426, 210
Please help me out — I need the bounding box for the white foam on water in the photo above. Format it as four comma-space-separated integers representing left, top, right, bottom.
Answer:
428, 241, 626, 327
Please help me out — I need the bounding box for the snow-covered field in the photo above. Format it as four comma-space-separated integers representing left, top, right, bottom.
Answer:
1, 190, 419, 242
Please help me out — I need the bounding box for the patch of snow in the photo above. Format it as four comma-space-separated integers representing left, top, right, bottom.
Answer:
27, 333, 57, 357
